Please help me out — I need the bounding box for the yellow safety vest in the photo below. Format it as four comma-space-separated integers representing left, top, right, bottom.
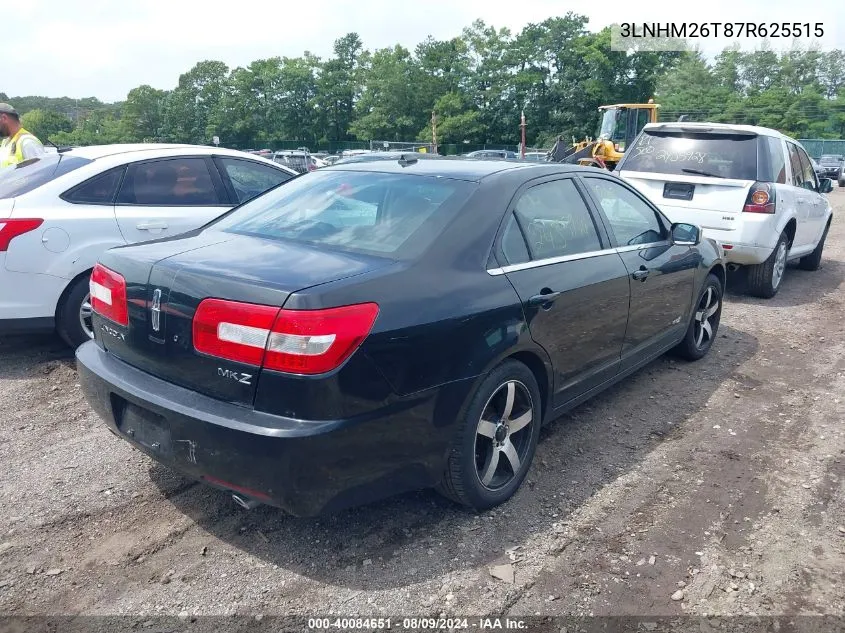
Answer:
0, 128, 39, 167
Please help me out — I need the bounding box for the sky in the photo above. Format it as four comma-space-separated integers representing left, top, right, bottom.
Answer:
6, 0, 844, 102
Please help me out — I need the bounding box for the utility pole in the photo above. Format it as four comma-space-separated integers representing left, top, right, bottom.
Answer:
431, 110, 438, 155
520, 110, 527, 159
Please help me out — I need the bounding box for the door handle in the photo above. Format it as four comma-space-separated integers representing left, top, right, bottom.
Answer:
632, 267, 650, 281
136, 221, 169, 230
528, 290, 562, 306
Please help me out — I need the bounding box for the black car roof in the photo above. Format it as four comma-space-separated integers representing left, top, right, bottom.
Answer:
325, 157, 586, 182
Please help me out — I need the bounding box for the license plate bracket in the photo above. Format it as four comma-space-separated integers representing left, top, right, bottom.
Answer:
114, 397, 173, 458
663, 182, 695, 201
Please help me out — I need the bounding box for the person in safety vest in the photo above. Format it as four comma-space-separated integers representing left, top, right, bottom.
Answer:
0, 103, 45, 168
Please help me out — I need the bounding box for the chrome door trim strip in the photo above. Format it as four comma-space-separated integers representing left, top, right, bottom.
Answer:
487, 241, 668, 275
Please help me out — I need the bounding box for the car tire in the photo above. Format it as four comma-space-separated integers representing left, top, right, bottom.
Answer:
438, 360, 542, 511
747, 231, 789, 299
838, 179, 845, 188
798, 220, 830, 271
673, 273, 723, 361
56, 273, 94, 349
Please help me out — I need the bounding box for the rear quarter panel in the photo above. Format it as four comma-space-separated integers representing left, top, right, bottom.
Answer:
281, 176, 553, 400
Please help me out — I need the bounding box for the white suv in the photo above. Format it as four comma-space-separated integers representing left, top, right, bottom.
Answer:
616, 123, 833, 298
0, 144, 296, 347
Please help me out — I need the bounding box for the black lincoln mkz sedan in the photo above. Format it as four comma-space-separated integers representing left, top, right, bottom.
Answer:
77, 159, 725, 516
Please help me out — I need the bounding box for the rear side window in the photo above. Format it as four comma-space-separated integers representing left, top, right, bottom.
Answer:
217, 158, 292, 203
117, 158, 222, 206
796, 146, 818, 191
786, 143, 804, 188
211, 170, 473, 256
763, 137, 787, 184
0, 154, 92, 200
62, 166, 125, 204
512, 179, 603, 260
500, 214, 530, 265
622, 131, 758, 180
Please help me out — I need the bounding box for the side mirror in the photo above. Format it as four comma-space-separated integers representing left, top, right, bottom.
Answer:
670, 222, 701, 246
819, 178, 833, 194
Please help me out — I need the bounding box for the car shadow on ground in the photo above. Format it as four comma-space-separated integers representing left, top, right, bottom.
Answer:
0, 333, 75, 380
725, 259, 845, 307
151, 324, 759, 591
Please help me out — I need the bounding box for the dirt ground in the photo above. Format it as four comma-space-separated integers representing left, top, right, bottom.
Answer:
1, 191, 843, 622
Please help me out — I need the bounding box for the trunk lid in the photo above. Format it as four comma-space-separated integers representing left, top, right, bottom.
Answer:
620, 172, 754, 231
0, 198, 13, 219
97, 231, 390, 406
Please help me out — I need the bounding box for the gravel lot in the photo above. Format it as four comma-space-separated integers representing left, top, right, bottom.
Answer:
1, 191, 843, 620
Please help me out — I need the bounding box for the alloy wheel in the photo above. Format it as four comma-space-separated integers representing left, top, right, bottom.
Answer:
772, 240, 787, 289
474, 380, 534, 490
693, 286, 720, 349
79, 293, 94, 340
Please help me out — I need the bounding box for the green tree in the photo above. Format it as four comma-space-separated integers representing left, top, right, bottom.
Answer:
351, 45, 420, 141
163, 60, 230, 143
121, 85, 168, 142
318, 33, 366, 141
52, 109, 125, 146
818, 50, 845, 99
418, 92, 482, 144
19, 108, 73, 143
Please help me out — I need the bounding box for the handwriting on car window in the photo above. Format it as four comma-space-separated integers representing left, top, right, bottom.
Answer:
655, 150, 707, 164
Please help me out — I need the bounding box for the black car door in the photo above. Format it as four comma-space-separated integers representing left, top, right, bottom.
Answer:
580, 175, 698, 370
494, 176, 631, 408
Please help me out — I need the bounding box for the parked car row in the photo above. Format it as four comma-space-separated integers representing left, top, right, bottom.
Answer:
0, 122, 835, 518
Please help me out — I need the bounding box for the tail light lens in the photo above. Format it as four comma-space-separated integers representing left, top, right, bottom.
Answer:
90, 263, 128, 326
743, 182, 776, 214
0, 218, 44, 251
193, 299, 279, 367
193, 299, 379, 375
265, 303, 379, 374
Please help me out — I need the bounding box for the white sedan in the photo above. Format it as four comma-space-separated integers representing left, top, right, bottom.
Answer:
0, 144, 297, 347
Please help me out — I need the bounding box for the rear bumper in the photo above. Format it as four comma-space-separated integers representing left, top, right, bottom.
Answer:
76, 341, 469, 517
697, 225, 777, 266
0, 260, 69, 322
651, 204, 780, 266
706, 239, 773, 265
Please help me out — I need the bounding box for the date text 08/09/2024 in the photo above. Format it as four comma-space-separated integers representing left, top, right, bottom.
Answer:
307, 618, 529, 630
618, 22, 824, 39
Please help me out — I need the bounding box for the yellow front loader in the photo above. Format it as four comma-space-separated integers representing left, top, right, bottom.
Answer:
548, 100, 660, 170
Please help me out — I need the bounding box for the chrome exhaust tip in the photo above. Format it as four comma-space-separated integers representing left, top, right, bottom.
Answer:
232, 493, 262, 510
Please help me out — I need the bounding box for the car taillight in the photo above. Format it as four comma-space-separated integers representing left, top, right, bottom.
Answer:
265, 303, 379, 374
743, 182, 776, 214
90, 263, 128, 326
193, 299, 280, 367
0, 218, 44, 251
193, 299, 379, 375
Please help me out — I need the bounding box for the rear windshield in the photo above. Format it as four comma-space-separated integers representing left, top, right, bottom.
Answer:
0, 154, 92, 200
211, 169, 474, 256
621, 131, 758, 180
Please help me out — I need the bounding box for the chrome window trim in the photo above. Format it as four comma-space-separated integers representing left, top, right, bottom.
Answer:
487, 241, 668, 276
614, 241, 668, 253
